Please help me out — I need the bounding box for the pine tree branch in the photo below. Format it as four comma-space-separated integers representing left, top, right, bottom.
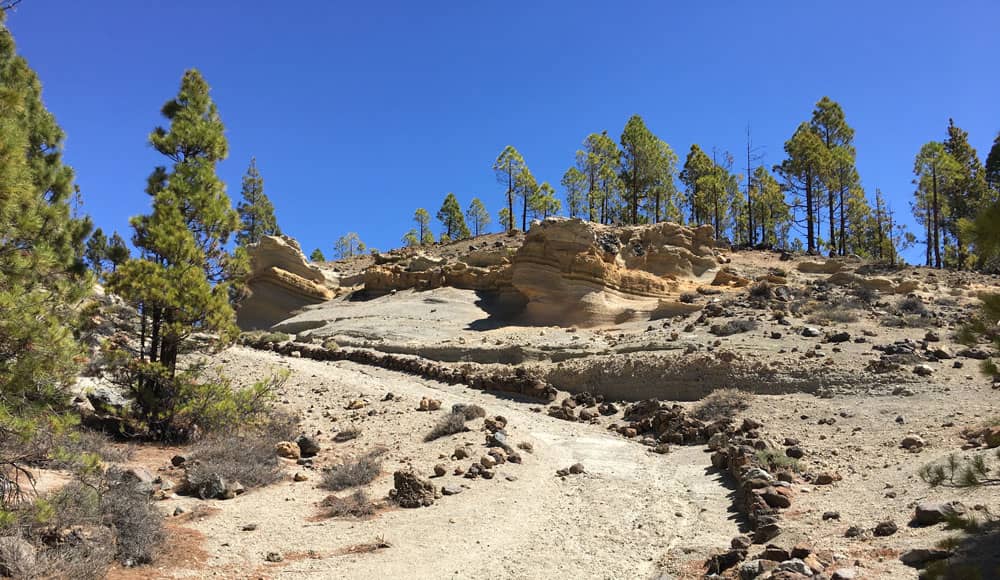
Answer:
1, 0, 23, 12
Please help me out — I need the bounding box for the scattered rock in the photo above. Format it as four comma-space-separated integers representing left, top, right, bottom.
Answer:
913, 364, 935, 377
913, 501, 966, 526
418, 397, 442, 411
873, 520, 898, 537
900, 434, 926, 450
441, 485, 463, 496
900, 548, 951, 567
296, 434, 320, 458
389, 470, 436, 508
433, 464, 447, 477
275, 441, 301, 459
265, 551, 283, 563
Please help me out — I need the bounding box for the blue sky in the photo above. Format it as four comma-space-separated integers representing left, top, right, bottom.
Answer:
7, 1, 999, 262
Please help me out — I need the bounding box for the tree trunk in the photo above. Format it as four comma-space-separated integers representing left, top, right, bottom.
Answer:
932, 167, 941, 269
805, 172, 816, 253
838, 185, 846, 256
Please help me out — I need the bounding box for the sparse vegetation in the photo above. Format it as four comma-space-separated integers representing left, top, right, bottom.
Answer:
187, 412, 299, 490
452, 403, 486, 420
692, 388, 752, 422
919, 450, 1000, 487
322, 490, 376, 518
748, 281, 773, 299
320, 449, 385, 491
424, 411, 471, 442
755, 448, 801, 472
334, 426, 362, 442
679, 291, 699, 304
806, 301, 862, 324
709, 319, 758, 337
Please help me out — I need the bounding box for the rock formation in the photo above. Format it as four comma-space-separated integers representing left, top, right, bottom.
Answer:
510, 218, 719, 325
237, 235, 335, 330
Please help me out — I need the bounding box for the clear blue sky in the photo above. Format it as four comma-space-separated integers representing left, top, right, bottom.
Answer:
7, 1, 999, 262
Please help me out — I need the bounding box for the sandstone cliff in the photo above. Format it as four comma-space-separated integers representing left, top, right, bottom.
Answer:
510, 218, 719, 325
236, 235, 336, 330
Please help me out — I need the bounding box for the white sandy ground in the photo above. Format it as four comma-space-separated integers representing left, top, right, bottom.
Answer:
124, 347, 739, 580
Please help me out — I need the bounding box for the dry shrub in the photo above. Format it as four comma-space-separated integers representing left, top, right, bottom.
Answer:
806, 302, 862, 324
321, 490, 376, 518
692, 388, 753, 422
748, 281, 773, 300
101, 470, 165, 566
709, 319, 758, 337
186, 412, 298, 491
679, 291, 700, 304
320, 449, 384, 491
896, 295, 929, 316
451, 403, 485, 420
424, 411, 469, 442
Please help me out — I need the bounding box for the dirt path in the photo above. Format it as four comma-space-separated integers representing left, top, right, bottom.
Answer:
153, 347, 738, 579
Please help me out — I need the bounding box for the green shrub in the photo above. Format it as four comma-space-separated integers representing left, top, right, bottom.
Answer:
755, 448, 800, 472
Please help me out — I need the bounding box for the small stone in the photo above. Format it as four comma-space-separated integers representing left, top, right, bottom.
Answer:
832, 568, 858, 580
913, 501, 966, 526
873, 520, 898, 537
802, 327, 821, 338
844, 525, 863, 538
822, 511, 841, 521
293, 472, 308, 482
814, 472, 837, 485
275, 441, 300, 459
296, 435, 321, 458
568, 463, 585, 474
346, 399, 367, 410
900, 548, 951, 567
265, 551, 283, 563
480, 455, 496, 469
170, 454, 188, 467
433, 464, 447, 477
913, 364, 935, 377
242, 523, 258, 531
785, 446, 804, 459
453, 447, 469, 460
901, 434, 926, 450
441, 485, 463, 496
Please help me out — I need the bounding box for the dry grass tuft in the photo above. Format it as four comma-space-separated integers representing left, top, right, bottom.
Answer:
320, 449, 384, 491
692, 388, 753, 422
321, 490, 376, 518
424, 411, 470, 442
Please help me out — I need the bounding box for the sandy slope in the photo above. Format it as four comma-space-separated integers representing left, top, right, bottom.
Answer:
152, 347, 737, 579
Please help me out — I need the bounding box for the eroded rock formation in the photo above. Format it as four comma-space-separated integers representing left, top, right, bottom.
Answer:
510, 218, 719, 325
237, 236, 335, 330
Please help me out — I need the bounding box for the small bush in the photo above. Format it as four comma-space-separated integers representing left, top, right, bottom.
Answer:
897, 295, 929, 316
919, 450, 1000, 488
424, 411, 469, 442
320, 450, 384, 491
806, 302, 861, 324
755, 449, 800, 472
709, 319, 759, 337
102, 470, 165, 566
321, 490, 376, 518
452, 403, 486, 420
186, 413, 297, 490
749, 282, 773, 299
692, 388, 752, 422
679, 292, 699, 304
851, 285, 879, 305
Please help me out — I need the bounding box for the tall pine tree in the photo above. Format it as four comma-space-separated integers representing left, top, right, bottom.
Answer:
236, 156, 280, 246
109, 70, 243, 439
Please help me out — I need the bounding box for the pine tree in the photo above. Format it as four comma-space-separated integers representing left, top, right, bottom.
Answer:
749, 166, 790, 247
85, 227, 109, 275
620, 115, 659, 225
986, 131, 1000, 195
498, 207, 513, 233
414, 208, 433, 244
561, 166, 587, 219
515, 168, 538, 230
334, 233, 363, 258
107, 231, 129, 271
575, 132, 621, 223
402, 229, 419, 247
529, 182, 561, 220
0, 14, 91, 427
437, 193, 470, 239
943, 119, 989, 268
108, 70, 243, 439
236, 156, 280, 246
777, 123, 829, 254
680, 144, 715, 225
309, 248, 326, 262
913, 141, 960, 269
493, 146, 526, 232
809, 97, 858, 255
465, 198, 490, 236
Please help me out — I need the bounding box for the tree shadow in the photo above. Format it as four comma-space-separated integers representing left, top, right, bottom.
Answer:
918, 519, 1000, 579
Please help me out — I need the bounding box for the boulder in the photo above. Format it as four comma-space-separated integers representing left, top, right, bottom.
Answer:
389, 470, 436, 508
237, 235, 335, 330
913, 501, 966, 526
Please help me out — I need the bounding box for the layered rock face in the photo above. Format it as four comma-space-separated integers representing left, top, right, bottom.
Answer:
237, 236, 335, 330
510, 218, 718, 325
